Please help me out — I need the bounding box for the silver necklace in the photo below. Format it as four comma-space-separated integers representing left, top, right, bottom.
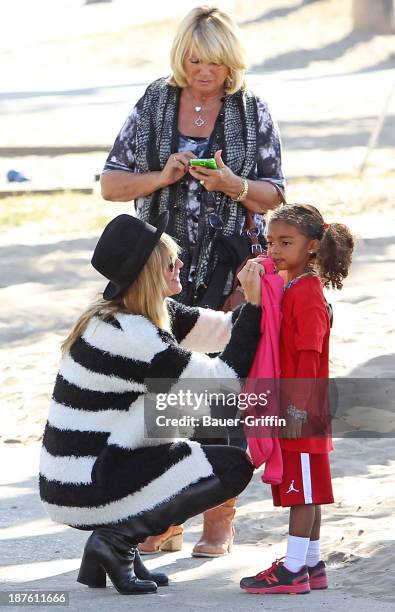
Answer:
193, 102, 205, 127
188, 91, 223, 128
284, 269, 318, 290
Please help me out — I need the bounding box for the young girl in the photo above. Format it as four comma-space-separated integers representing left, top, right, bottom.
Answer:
240, 204, 354, 595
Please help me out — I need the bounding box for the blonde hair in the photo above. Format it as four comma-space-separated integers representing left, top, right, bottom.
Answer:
168, 6, 247, 95
61, 233, 180, 355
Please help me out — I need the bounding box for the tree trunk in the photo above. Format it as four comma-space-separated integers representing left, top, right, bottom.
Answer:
353, 0, 394, 34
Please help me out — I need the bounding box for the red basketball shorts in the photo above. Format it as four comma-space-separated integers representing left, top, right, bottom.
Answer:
271, 450, 334, 507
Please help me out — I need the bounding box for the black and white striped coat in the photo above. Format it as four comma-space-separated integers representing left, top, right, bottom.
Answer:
39, 300, 261, 529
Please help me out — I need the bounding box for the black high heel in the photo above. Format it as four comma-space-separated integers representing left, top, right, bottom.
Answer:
77, 547, 106, 588
78, 544, 168, 588
77, 529, 157, 594
133, 547, 168, 586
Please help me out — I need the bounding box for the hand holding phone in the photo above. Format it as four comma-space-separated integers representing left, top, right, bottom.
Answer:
189, 158, 218, 170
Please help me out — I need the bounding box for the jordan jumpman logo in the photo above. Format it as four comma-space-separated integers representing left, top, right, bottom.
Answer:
286, 480, 300, 494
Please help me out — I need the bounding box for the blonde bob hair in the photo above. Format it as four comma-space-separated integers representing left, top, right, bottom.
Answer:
168, 6, 247, 95
61, 233, 180, 355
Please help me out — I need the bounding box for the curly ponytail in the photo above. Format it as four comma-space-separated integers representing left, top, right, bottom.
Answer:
269, 203, 354, 289
317, 223, 354, 289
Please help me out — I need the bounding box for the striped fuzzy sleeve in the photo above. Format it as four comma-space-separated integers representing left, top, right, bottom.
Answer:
148, 303, 262, 390
167, 299, 238, 354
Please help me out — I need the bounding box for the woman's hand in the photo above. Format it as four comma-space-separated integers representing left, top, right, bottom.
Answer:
188, 150, 243, 197
237, 260, 264, 306
159, 151, 195, 188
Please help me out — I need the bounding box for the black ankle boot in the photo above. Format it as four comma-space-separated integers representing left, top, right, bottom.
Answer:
77, 528, 157, 594
133, 547, 168, 586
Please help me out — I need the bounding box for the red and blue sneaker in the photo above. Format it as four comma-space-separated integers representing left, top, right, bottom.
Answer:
240, 558, 310, 595
308, 560, 328, 589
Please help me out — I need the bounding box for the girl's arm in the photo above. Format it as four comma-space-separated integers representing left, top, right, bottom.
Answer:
296, 350, 320, 379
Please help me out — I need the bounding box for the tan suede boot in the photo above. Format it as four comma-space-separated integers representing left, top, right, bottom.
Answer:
191, 497, 236, 557
138, 525, 183, 555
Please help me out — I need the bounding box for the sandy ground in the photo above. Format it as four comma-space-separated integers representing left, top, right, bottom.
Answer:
1, 201, 394, 442
1, 0, 394, 200
0, 1, 394, 609
2, 0, 394, 83
0, 440, 394, 610
0, 207, 394, 609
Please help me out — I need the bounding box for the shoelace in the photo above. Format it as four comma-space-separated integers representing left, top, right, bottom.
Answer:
255, 557, 284, 582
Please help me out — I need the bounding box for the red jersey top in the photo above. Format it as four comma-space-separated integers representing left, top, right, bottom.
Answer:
279, 275, 332, 453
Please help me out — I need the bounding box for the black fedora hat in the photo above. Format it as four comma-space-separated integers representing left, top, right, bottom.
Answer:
91, 211, 169, 300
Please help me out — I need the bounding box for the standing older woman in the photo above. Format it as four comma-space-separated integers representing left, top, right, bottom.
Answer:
101, 5, 284, 556
39, 212, 264, 595
101, 6, 285, 308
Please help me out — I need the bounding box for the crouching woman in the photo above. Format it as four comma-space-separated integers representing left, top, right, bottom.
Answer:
39, 212, 264, 595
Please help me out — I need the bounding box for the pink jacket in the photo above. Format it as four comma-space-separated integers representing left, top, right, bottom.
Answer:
243, 257, 284, 484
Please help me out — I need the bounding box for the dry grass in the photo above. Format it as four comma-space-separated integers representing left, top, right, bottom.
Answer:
0, 191, 124, 237
0, 170, 393, 237
286, 171, 395, 218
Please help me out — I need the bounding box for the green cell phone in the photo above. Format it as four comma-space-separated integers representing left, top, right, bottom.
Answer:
189, 158, 218, 170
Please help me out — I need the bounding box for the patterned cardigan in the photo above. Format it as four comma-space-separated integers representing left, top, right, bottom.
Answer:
39, 300, 261, 529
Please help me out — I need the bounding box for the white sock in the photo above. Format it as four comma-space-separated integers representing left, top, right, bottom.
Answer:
284, 535, 310, 573
306, 539, 320, 567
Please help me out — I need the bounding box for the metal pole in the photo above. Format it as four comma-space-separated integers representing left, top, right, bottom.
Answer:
358, 77, 395, 176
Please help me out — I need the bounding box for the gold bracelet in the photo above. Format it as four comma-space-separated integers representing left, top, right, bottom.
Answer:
234, 178, 249, 202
